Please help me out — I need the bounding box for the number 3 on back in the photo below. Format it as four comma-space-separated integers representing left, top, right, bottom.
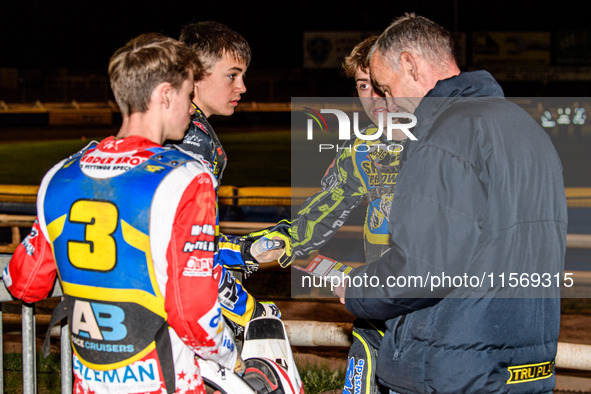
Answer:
67, 200, 118, 271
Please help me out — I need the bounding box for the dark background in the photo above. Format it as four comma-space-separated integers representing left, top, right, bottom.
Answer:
4, 1, 473, 69
0, 0, 585, 69
2, 0, 591, 101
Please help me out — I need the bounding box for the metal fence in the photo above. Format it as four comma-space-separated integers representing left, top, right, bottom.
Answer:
0, 254, 71, 394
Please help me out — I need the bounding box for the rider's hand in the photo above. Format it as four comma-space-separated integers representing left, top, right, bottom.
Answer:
234, 354, 246, 376
264, 302, 281, 318
255, 301, 281, 319
250, 237, 285, 263
240, 219, 293, 268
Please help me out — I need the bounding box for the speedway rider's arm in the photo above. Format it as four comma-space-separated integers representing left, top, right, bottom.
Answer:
292, 139, 365, 258
161, 170, 237, 369
2, 219, 57, 303
215, 235, 282, 324
216, 232, 284, 272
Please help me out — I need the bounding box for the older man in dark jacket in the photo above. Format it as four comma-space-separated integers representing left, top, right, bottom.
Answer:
341, 13, 567, 393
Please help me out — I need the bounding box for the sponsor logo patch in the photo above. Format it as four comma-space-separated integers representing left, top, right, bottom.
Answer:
343, 356, 364, 394
507, 361, 554, 384
182, 256, 213, 277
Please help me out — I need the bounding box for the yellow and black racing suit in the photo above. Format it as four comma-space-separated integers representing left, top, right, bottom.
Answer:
293, 125, 404, 264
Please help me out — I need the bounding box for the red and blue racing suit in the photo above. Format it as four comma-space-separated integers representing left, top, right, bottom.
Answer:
3, 136, 238, 393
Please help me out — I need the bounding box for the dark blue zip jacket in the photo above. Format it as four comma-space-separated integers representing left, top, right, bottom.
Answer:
345, 71, 567, 393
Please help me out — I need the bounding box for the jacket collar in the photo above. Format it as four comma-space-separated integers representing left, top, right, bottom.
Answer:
426, 70, 504, 99
412, 70, 505, 134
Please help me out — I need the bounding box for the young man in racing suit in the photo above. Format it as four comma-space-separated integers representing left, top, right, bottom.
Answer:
2, 33, 242, 393
291, 36, 408, 394
168, 21, 289, 333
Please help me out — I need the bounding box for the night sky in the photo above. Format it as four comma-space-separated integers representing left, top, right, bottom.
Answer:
1, 0, 587, 72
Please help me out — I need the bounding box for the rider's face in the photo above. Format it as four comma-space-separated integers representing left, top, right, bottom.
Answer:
355, 67, 388, 128
193, 53, 247, 118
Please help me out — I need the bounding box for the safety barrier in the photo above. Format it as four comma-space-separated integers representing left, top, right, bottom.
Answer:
2, 184, 591, 248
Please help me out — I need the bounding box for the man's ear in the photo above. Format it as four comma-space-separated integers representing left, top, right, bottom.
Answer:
400, 52, 419, 81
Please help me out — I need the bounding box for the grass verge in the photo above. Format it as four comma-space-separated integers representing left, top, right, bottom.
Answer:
299, 362, 347, 393
4, 353, 62, 393
0, 132, 291, 187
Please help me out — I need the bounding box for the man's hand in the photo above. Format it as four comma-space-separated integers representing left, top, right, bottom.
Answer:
333, 284, 346, 304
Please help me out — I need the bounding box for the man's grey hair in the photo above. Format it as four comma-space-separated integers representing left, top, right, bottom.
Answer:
370, 13, 456, 69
